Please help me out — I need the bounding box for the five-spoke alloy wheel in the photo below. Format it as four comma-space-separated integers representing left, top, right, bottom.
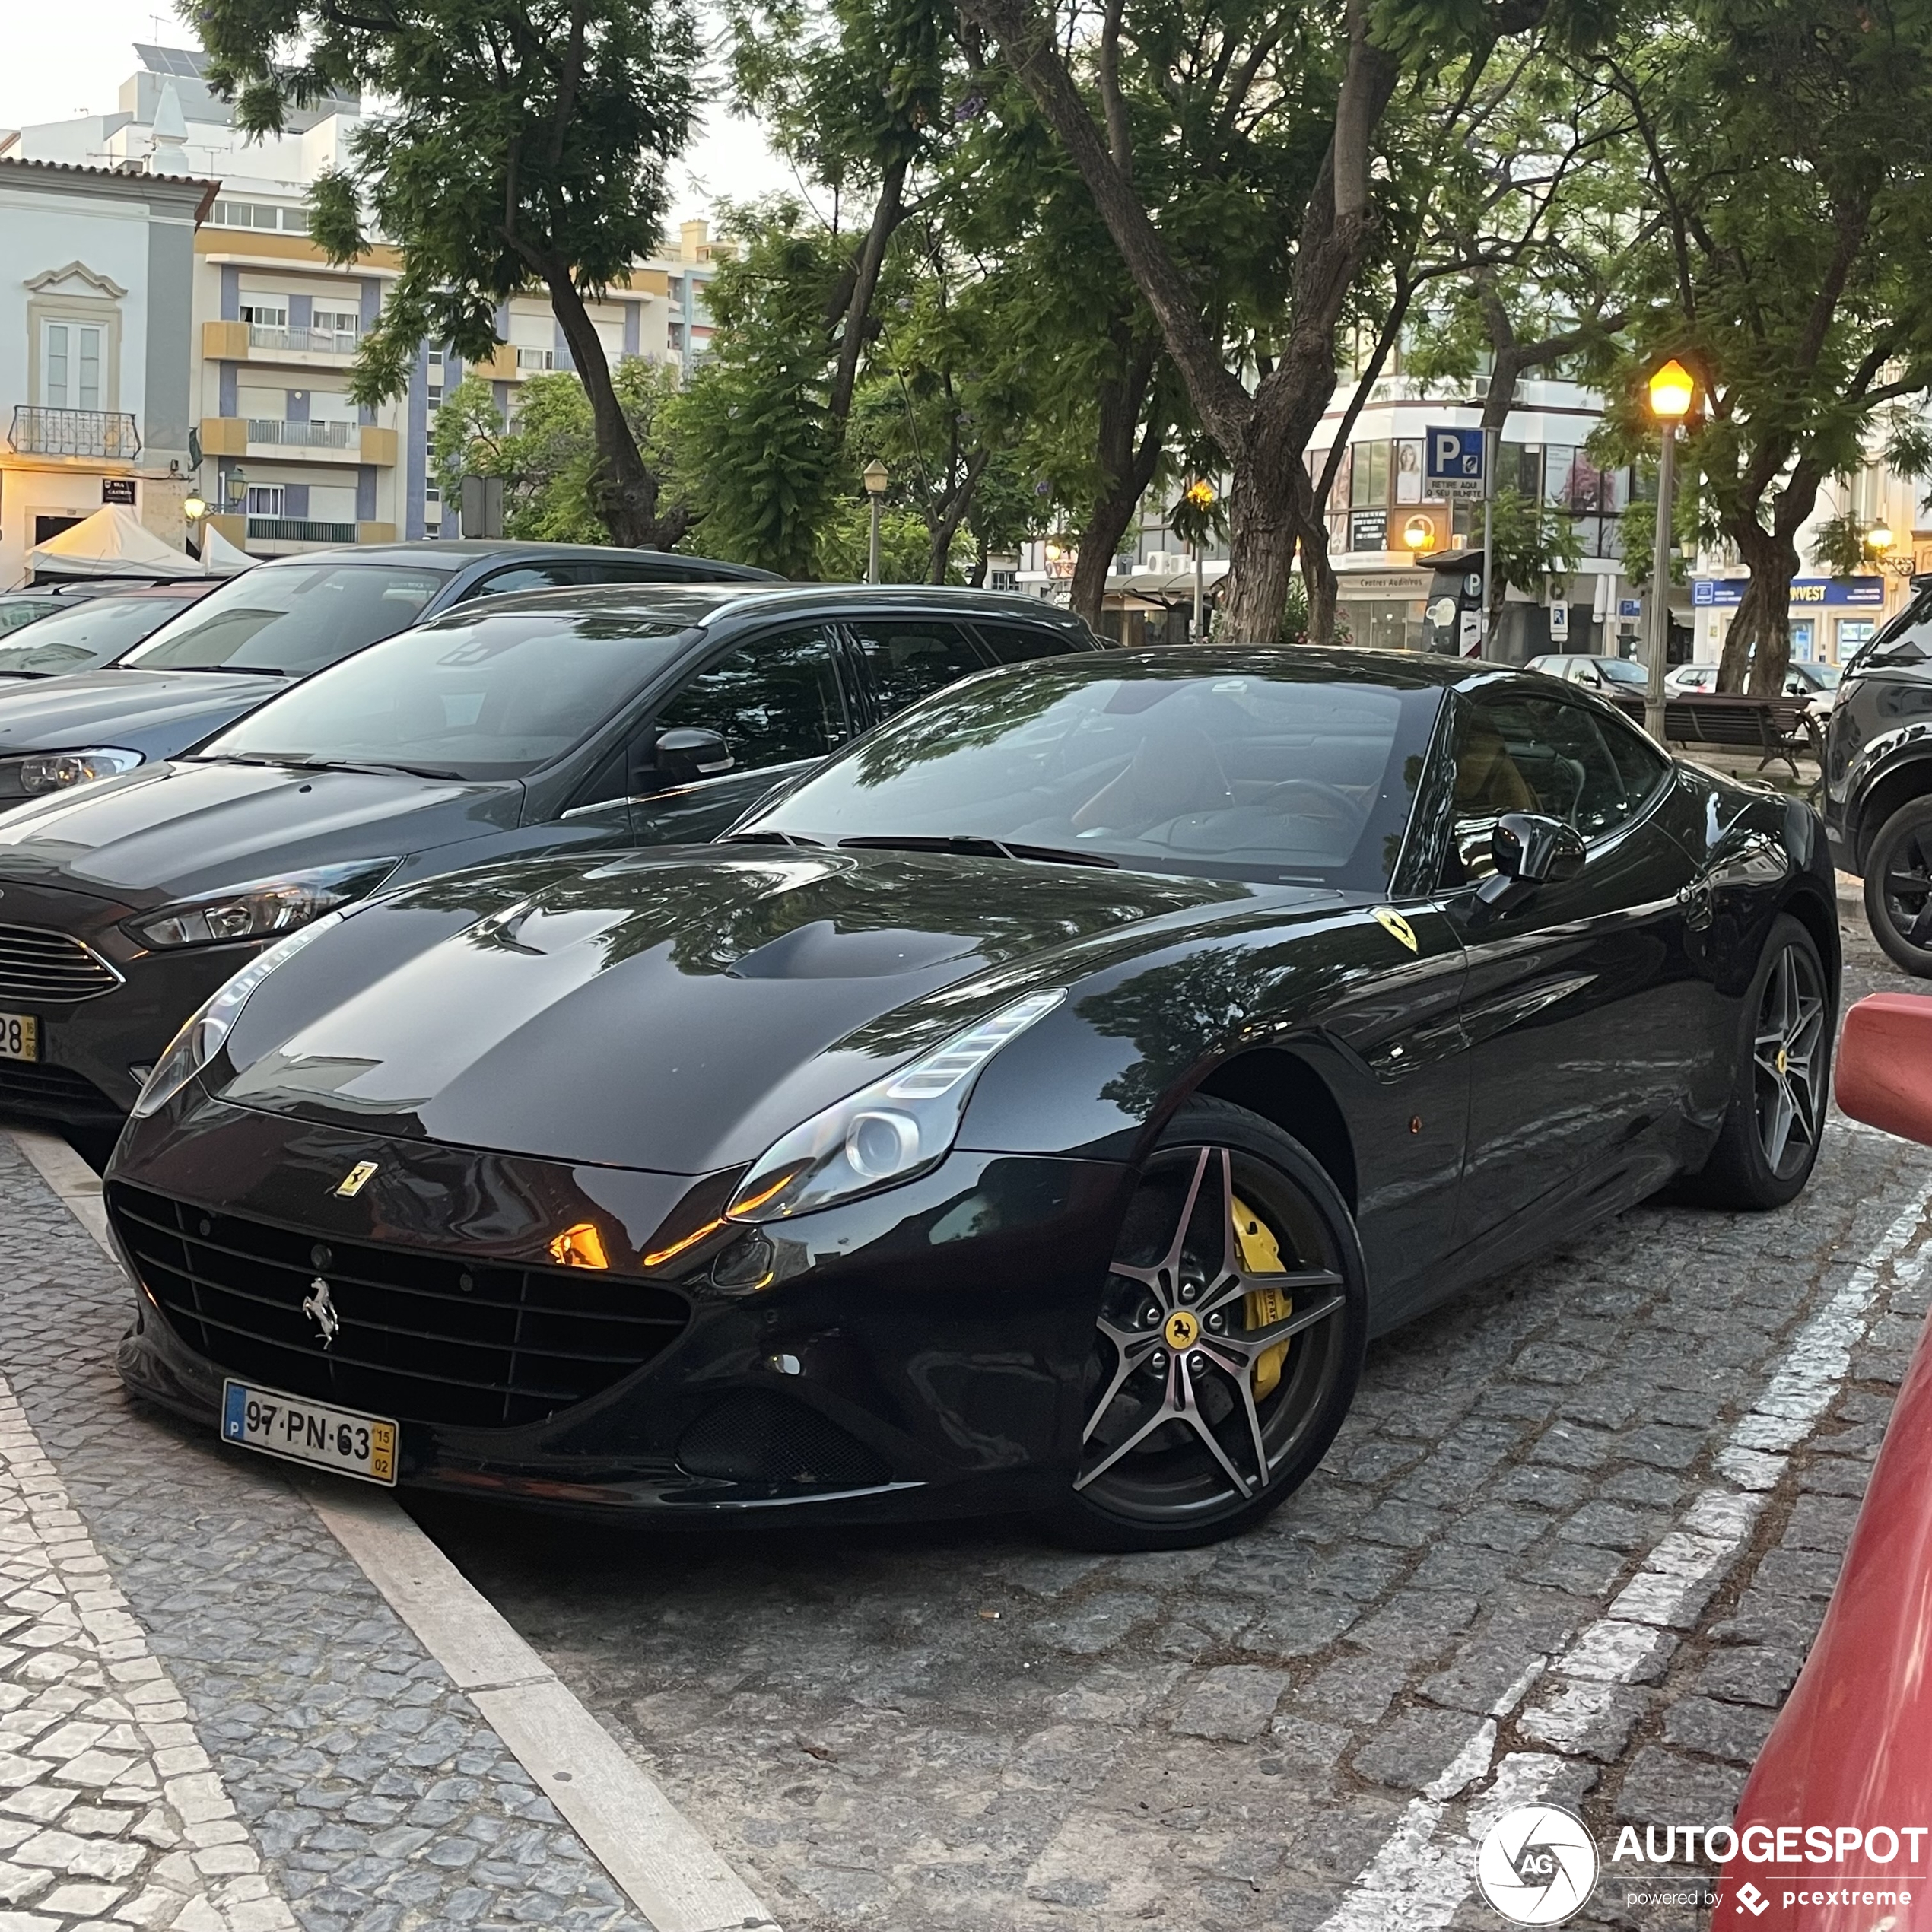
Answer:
1044, 1096, 1367, 1551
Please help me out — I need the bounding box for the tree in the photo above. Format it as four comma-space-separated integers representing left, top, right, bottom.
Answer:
432, 361, 697, 544
191, 0, 699, 548
1597, 0, 1932, 694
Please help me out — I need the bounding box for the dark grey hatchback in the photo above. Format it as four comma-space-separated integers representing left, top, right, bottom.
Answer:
0, 584, 1099, 1123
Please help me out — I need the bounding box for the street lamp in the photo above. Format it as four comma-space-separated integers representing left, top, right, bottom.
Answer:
1401, 513, 1435, 554
1644, 360, 1695, 740
1184, 479, 1217, 639
862, 459, 888, 584
181, 493, 211, 574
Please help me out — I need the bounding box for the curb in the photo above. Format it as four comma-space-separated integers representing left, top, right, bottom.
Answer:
11, 1126, 780, 1932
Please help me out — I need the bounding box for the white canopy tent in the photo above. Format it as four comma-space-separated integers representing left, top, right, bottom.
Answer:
25, 506, 200, 581
198, 524, 255, 574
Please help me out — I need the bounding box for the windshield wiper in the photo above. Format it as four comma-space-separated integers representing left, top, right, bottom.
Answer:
837, 834, 1118, 869
197, 754, 469, 781
723, 830, 828, 848
134, 663, 291, 676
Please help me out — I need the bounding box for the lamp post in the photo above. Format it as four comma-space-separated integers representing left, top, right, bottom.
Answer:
1644, 359, 1695, 742
182, 493, 209, 574
1184, 479, 1217, 640
862, 459, 888, 584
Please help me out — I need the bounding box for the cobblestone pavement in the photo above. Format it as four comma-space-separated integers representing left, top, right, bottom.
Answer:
420, 878, 1932, 1932
0, 1145, 653, 1932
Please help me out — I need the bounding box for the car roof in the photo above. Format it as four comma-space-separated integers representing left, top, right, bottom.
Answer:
415, 581, 1101, 631
237, 539, 777, 579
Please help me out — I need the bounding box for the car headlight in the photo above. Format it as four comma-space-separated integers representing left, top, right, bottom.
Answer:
0, 748, 143, 799
129, 911, 347, 1118
725, 989, 1066, 1223
124, 859, 399, 949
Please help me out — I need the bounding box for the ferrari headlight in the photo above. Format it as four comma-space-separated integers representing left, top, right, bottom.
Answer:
125, 859, 399, 949
18, 748, 143, 794
726, 989, 1066, 1223
129, 911, 345, 1118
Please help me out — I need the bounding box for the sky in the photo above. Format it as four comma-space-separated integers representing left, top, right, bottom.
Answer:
0, 0, 793, 225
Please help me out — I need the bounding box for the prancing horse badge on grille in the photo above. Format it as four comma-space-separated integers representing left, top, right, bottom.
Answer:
302, 1277, 341, 1348
335, 1161, 377, 1198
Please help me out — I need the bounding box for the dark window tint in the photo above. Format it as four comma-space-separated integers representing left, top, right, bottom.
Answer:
0, 601, 54, 637
1854, 585, 1932, 669
847, 617, 986, 715
0, 596, 199, 677
1450, 691, 1660, 875
461, 563, 583, 599
123, 563, 450, 675
974, 621, 1078, 665
656, 626, 852, 770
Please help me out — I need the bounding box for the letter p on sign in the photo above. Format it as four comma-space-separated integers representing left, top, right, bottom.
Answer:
1435, 432, 1463, 472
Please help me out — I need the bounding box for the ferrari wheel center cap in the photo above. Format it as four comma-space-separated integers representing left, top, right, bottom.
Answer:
1775, 1047, 1788, 1076
1165, 1309, 1201, 1350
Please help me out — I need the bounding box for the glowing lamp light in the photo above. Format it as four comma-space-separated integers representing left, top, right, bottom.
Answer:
1402, 514, 1435, 553
182, 495, 208, 521
548, 1222, 610, 1270
1868, 522, 1895, 553
1184, 479, 1218, 510
1648, 359, 1695, 421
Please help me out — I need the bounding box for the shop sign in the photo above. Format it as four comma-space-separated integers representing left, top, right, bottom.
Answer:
1349, 508, 1389, 553
1339, 569, 1432, 599
1692, 576, 1883, 609
100, 478, 136, 506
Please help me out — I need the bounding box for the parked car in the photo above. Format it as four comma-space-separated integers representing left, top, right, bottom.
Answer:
0, 583, 1098, 1124
0, 581, 147, 636
1714, 990, 1932, 1932
1524, 653, 1649, 694
0, 539, 771, 815
0, 584, 218, 684
103, 647, 1836, 1546
1823, 581, 1932, 972
1667, 659, 1841, 707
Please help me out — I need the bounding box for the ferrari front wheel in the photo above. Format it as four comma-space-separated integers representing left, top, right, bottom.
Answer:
1041, 1096, 1368, 1552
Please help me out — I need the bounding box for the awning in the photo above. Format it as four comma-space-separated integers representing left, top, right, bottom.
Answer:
25, 505, 200, 580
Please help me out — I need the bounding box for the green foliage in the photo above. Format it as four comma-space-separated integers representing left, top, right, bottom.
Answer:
431, 361, 694, 544
1809, 513, 1869, 581
1277, 577, 1351, 649
1487, 488, 1583, 608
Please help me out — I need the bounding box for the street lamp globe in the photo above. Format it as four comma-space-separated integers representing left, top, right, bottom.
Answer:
1184, 479, 1217, 510
181, 496, 207, 522
1402, 514, 1434, 553
1868, 521, 1895, 554
1648, 359, 1695, 421
862, 459, 889, 497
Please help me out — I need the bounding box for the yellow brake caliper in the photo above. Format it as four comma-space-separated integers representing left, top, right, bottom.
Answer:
1231, 1193, 1292, 1400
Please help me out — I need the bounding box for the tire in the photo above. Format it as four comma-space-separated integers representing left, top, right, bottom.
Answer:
1039, 1095, 1368, 1552
1678, 913, 1833, 1210
1863, 797, 1932, 976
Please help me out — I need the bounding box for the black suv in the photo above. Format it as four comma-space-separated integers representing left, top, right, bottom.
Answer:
0, 583, 1101, 1124
0, 539, 771, 818
1823, 576, 1932, 971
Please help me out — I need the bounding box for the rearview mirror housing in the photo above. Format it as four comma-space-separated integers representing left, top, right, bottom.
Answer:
1474, 812, 1586, 917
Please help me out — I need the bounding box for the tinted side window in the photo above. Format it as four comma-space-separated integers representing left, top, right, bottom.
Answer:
974, 621, 1078, 664
460, 563, 582, 600
656, 625, 852, 769
1857, 586, 1932, 669
847, 617, 987, 716
1448, 691, 1657, 875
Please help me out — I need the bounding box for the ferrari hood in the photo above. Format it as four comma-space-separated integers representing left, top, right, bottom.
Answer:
0, 759, 510, 907
218, 847, 1263, 1170
0, 668, 283, 756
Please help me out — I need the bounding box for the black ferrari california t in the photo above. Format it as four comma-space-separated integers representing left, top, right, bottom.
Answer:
106, 647, 1838, 1549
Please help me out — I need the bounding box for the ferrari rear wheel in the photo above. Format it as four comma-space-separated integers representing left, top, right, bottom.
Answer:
1042, 1096, 1368, 1552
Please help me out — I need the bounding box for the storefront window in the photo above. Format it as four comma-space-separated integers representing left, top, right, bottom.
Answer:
1790, 619, 1815, 663
1836, 619, 1875, 664
1345, 598, 1427, 652
1350, 441, 1391, 507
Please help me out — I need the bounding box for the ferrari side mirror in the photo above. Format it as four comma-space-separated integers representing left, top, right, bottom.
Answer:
652, 726, 734, 786
1474, 812, 1586, 916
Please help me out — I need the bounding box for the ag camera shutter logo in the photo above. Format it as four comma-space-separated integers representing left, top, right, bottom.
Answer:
1478, 1804, 1600, 1924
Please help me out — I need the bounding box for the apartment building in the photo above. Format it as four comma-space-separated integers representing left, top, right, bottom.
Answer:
5, 45, 727, 559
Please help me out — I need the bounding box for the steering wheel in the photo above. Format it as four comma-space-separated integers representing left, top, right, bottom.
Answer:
1255, 777, 1368, 832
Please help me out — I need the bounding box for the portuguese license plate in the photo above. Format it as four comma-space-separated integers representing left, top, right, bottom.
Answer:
0, 1015, 39, 1063
220, 1379, 397, 1486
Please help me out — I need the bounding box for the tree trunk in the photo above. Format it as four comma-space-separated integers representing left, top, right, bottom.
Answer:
1221, 416, 1303, 640
544, 265, 660, 548
1719, 460, 1823, 695
829, 156, 910, 427
926, 448, 992, 583
1298, 507, 1339, 645
1069, 343, 1165, 630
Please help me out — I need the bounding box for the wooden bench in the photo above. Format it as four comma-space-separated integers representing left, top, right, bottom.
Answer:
1609, 691, 1824, 780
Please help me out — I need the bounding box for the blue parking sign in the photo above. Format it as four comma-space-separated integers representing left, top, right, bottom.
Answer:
1425, 427, 1486, 497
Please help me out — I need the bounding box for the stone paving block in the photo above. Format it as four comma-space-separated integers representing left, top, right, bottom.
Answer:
1616, 1746, 1749, 1826
1692, 1646, 1803, 1708
1172, 1668, 1290, 1743
1661, 1695, 1779, 1765
1351, 1706, 1483, 1790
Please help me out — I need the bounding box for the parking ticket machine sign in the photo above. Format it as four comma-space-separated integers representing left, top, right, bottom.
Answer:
1427, 427, 1487, 500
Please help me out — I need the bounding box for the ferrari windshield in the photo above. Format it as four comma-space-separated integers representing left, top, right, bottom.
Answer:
746, 659, 1444, 888
195, 609, 693, 780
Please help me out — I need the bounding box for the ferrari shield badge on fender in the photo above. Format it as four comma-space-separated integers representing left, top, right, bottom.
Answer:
1371, 907, 1419, 952
335, 1161, 378, 1198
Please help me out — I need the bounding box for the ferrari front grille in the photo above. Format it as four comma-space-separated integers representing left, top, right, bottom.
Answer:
0, 924, 120, 1003
107, 1183, 691, 1431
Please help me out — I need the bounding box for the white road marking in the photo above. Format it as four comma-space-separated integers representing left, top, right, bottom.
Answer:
1315, 1181, 1932, 1932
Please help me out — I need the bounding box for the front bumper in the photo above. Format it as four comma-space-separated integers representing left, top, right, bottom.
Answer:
109, 1092, 1132, 1520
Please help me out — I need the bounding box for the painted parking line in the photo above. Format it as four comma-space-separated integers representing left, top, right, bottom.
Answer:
11, 1128, 781, 1932
1316, 1173, 1932, 1932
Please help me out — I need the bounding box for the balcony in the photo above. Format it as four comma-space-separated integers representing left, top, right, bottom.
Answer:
201, 319, 358, 368
9, 407, 141, 459
249, 324, 360, 356
244, 517, 397, 548
247, 418, 353, 449
197, 418, 397, 467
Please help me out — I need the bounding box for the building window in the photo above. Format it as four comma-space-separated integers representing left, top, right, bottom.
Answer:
240, 301, 288, 329
245, 485, 287, 516
1349, 441, 1390, 507
211, 200, 309, 232
516, 348, 555, 371
40, 323, 102, 410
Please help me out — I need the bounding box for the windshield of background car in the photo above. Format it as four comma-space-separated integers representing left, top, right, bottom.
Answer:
0, 595, 200, 678
195, 609, 694, 780
119, 563, 451, 676
0, 600, 56, 637
747, 662, 1445, 888
1597, 658, 1646, 685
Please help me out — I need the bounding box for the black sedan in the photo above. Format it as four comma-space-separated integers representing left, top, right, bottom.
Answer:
0, 584, 1096, 1123
0, 539, 768, 815
105, 649, 1837, 1549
